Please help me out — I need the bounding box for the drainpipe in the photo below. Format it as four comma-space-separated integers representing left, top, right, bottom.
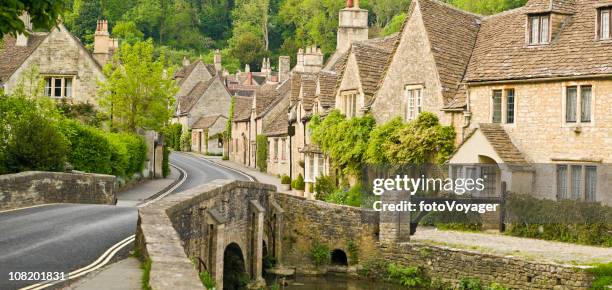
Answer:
462, 83, 472, 141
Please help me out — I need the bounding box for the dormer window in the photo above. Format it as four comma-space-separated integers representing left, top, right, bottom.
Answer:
598, 7, 612, 40
529, 14, 550, 45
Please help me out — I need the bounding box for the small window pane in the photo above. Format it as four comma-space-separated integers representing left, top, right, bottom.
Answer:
406, 89, 414, 120
65, 78, 72, 97
566, 86, 577, 122
580, 85, 592, 122
317, 155, 325, 178
416, 89, 422, 115
602, 10, 610, 39
557, 165, 568, 200
45, 78, 52, 97
585, 166, 597, 202
540, 16, 549, 43
309, 154, 315, 180
492, 90, 502, 123
571, 165, 582, 200
506, 89, 515, 124
54, 78, 62, 97
530, 16, 540, 44
351, 94, 357, 117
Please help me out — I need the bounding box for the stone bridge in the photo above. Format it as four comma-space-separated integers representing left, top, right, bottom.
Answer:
136, 180, 595, 290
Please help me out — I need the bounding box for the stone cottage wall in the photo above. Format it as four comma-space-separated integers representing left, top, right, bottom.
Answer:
0, 171, 116, 210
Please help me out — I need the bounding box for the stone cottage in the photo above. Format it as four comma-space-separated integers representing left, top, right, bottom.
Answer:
191, 114, 228, 155
0, 16, 114, 105
449, 0, 612, 205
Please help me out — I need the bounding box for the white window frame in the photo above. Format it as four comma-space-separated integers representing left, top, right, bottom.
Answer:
404, 85, 423, 121
528, 14, 550, 45
562, 84, 594, 126
340, 90, 358, 118
556, 164, 598, 202
44, 76, 75, 98
598, 7, 612, 40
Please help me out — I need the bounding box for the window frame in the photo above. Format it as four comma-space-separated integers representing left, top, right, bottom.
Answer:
404, 85, 423, 121
490, 88, 516, 125
340, 90, 358, 118
528, 14, 551, 45
44, 76, 75, 99
556, 164, 597, 202
598, 7, 612, 40
564, 84, 593, 125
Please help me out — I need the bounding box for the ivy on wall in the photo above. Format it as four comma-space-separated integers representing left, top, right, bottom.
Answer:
256, 134, 268, 172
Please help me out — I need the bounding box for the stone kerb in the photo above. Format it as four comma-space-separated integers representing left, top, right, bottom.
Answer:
0, 171, 116, 210
136, 179, 276, 290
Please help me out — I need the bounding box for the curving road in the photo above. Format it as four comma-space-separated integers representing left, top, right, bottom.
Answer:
0, 152, 250, 290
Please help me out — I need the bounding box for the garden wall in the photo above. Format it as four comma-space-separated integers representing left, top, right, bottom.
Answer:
0, 171, 116, 210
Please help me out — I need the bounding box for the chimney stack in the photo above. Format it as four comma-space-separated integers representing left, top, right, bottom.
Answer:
245, 64, 251, 73
93, 20, 117, 66
337, 0, 368, 53
182, 57, 190, 67
214, 50, 222, 72
295, 49, 305, 72
278, 56, 290, 83
346, 0, 354, 8
247, 72, 253, 85
15, 13, 32, 47
302, 46, 323, 73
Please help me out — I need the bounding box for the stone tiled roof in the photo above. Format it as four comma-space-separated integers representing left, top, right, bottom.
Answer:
0, 33, 49, 83
465, 0, 612, 82
479, 124, 528, 165
255, 84, 280, 116
317, 71, 338, 108
263, 103, 289, 136
290, 72, 317, 110
257, 80, 291, 118
177, 77, 216, 114
352, 41, 395, 102
524, 0, 576, 14
192, 114, 226, 129
233, 96, 253, 122
418, 0, 481, 104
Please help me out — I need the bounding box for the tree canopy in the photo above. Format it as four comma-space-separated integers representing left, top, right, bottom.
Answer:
0, 0, 68, 38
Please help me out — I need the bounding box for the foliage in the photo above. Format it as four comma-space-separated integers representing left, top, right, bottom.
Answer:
99, 40, 177, 132
162, 145, 170, 177
309, 111, 376, 176
198, 271, 216, 289
458, 278, 509, 290
381, 12, 406, 36
0, 0, 68, 38
4, 113, 68, 173
387, 264, 428, 287
163, 123, 182, 151
314, 175, 337, 201
291, 173, 305, 190
346, 240, 359, 264
256, 134, 268, 172
141, 257, 152, 290
506, 193, 612, 246
112, 21, 144, 44
263, 255, 277, 269
364, 117, 403, 164
67, 0, 103, 42
588, 263, 612, 290
225, 95, 235, 155
180, 129, 191, 152
324, 184, 363, 207
57, 101, 104, 127
309, 240, 330, 266
280, 174, 291, 184
357, 258, 388, 279
449, 0, 527, 15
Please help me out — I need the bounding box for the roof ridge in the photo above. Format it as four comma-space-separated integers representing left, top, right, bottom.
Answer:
417, 0, 483, 19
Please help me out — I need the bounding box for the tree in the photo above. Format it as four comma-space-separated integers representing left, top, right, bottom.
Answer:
229, 32, 268, 70
111, 21, 144, 45
381, 13, 406, 36
99, 39, 178, 132
68, 0, 104, 43
448, 0, 527, 15
0, 0, 68, 38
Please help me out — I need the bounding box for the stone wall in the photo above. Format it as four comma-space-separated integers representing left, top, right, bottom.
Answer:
379, 243, 593, 290
274, 194, 380, 270
0, 171, 116, 210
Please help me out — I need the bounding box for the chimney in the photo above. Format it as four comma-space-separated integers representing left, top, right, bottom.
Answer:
337, 0, 368, 53
182, 57, 190, 67
295, 49, 305, 72
94, 20, 113, 65
302, 46, 323, 73
214, 50, 222, 72
15, 13, 32, 47
247, 72, 253, 85
245, 64, 251, 73
278, 56, 291, 83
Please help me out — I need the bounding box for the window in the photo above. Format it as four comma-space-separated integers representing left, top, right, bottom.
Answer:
492, 90, 502, 123
599, 7, 612, 40
565, 85, 592, 124
274, 138, 279, 160
308, 154, 316, 181
529, 15, 550, 44
405, 88, 422, 120
281, 138, 286, 161
506, 89, 515, 124
44, 77, 74, 98
317, 155, 325, 178
341, 92, 358, 118
557, 164, 597, 202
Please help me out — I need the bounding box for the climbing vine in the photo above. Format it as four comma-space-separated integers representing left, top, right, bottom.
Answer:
256, 134, 268, 172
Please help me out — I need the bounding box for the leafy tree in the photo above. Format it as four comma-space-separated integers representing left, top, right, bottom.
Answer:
381, 12, 406, 36
198, 0, 234, 43
0, 0, 68, 38
367, 0, 411, 28
68, 0, 104, 43
364, 117, 404, 164
111, 21, 143, 44
229, 32, 268, 70
99, 39, 178, 132
448, 0, 527, 15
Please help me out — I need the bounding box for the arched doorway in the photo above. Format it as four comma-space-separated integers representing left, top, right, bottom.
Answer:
223, 243, 248, 290
330, 249, 348, 266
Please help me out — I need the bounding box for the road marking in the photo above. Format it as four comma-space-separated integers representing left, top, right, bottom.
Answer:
138, 163, 188, 208
0, 203, 58, 214
19, 235, 135, 290
191, 154, 255, 182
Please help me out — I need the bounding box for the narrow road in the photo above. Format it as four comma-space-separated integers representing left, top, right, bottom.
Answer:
0, 152, 250, 290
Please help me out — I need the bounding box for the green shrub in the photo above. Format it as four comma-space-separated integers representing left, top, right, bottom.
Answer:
60, 120, 113, 175
324, 184, 363, 207
141, 257, 152, 290
506, 193, 612, 246
458, 278, 483, 290
387, 264, 428, 287
280, 174, 291, 184
198, 271, 215, 289
357, 259, 388, 279
180, 129, 191, 151
107, 136, 130, 177
256, 134, 268, 172
588, 263, 612, 290
346, 240, 359, 264
309, 240, 330, 266
57, 101, 103, 127
163, 123, 182, 151
4, 113, 68, 173
314, 175, 336, 200
162, 145, 170, 177
292, 174, 305, 190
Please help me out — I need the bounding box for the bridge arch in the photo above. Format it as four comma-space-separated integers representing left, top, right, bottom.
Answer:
330, 249, 348, 266
223, 242, 247, 290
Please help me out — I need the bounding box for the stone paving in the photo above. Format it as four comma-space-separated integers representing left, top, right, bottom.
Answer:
412, 227, 612, 265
